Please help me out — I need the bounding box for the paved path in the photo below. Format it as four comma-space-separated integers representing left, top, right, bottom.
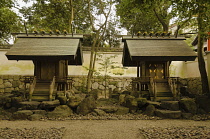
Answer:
0, 120, 210, 139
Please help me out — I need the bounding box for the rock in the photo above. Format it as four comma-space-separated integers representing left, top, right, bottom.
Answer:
92, 82, 99, 89
179, 98, 197, 114
111, 93, 120, 100
124, 95, 138, 112
114, 106, 129, 115
160, 101, 179, 111
32, 110, 47, 115
39, 100, 60, 110
57, 92, 65, 97
0, 84, 4, 89
113, 88, 120, 93
5, 88, 12, 93
67, 96, 82, 109
147, 101, 161, 108
155, 109, 181, 119
89, 89, 101, 100
28, 114, 43, 121
12, 81, 21, 88
182, 112, 193, 119
0, 79, 3, 84
47, 105, 73, 118
18, 101, 41, 110
4, 82, 12, 88
76, 96, 97, 115
57, 96, 67, 105
144, 105, 156, 116
119, 94, 126, 104
12, 110, 33, 120
66, 89, 75, 99
136, 97, 147, 108
121, 91, 131, 95
196, 96, 210, 113
94, 109, 107, 116
98, 106, 118, 113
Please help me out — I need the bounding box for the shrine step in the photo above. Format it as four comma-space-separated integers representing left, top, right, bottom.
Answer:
31, 95, 55, 101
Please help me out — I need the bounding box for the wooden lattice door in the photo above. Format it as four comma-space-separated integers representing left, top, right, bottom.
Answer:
147, 62, 165, 79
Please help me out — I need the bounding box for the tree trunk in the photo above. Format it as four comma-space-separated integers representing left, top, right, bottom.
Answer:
197, 4, 210, 94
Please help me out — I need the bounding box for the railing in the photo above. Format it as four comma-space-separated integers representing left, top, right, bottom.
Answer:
23, 76, 34, 91
29, 76, 36, 101
168, 77, 180, 100
49, 76, 56, 101
131, 77, 150, 91
150, 77, 157, 101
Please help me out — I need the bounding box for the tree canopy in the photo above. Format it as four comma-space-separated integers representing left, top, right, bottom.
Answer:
0, 0, 23, 44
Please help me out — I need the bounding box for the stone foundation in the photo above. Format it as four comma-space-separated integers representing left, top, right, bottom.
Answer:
0, 75, 204, 95
0, 75, 25, 94
179, 77, 203, 95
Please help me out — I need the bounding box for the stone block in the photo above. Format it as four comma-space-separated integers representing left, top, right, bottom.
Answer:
19, 101, 41, 110
57, 96, 67, 105
4, 82, 12, 88
92, 82, 99, 89
67, 96, 82, 109
0, 84, 4, 89
155, 109, 181, 119
3, 75, 9, 80
114, 106, 129, 115
8, 79, 14, 82
28, 114, 43, 121
13, 75, 20, 81
94, 109, 107, 116
4, 88, 12, 93
160, 101, 179, 111
0, 79, 3, 84
47, 105, 73, 118
0, 89, 4, 93
196, 96, 210, 113
136, 97, 147, 108
98, 106, 118, 113
12, 81, 21, 88
144, 105, 156, 116
182, 113, 193, 119
76, 96, 97, 115
8, 75, 13, 79
179, 98, 197, 114
32, 110, 47, 115
12, 110, 33, 120
39, 100, 60, 110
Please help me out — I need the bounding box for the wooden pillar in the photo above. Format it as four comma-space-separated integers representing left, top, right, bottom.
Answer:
137, 62, 140, 91
140, 61, 146, 77
137, 62, 140, 77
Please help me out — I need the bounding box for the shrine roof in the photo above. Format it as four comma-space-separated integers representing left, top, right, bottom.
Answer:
122, 37, 197, 66
6, 35, 83, 65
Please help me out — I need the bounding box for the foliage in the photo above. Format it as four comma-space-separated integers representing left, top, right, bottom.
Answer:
116, 0, 174, 34
172, 0, 210, 94
0, 0, 23, 44
19, 0, 91, 33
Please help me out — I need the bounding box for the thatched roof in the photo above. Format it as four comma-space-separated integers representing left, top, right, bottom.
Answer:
6, 35, 83, 65
122, 37, 197, 66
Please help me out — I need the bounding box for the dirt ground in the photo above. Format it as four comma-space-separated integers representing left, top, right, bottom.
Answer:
0, 120, 210, 139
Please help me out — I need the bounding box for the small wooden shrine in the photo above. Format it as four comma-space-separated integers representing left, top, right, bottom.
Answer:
122, 35, 197, 101
6, 34, 83, 101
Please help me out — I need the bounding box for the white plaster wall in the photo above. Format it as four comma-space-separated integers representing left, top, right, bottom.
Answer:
0, 50, 137, 77
0, 50, 34, 75
170, 55, 207, 78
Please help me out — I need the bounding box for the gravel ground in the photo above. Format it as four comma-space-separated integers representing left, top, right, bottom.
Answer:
0, 119, 210, 139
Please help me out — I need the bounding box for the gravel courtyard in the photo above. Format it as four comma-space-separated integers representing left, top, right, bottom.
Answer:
0, 120, 210, 139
